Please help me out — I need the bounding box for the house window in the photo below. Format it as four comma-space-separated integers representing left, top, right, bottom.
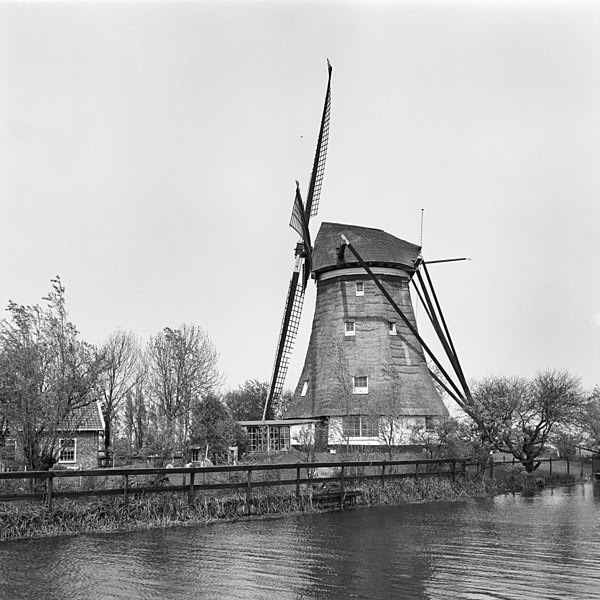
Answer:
59, 438, 76, 463
343, 415, 379, 438
246, 426, 266, 453
269, 425, 290, 451
353, 376, 369, 394
301, 380, 309, 396
245, 425, 290, 452
425, 416, 435, 431
344, 321, 355, 336
388, 321, 397, 335
355, 282, 364, 296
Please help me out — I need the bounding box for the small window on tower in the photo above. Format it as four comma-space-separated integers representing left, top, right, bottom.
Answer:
345, 321, 355, 336
301, 380, 309, 397
355, 282, 364, 296
388, 322, 397, 335
353, 376, 369, 394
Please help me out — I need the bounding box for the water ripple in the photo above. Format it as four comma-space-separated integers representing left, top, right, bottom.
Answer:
1, 483, 600, 600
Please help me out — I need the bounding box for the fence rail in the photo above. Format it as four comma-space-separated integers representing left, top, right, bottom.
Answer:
0, 456, 592, 511
0, 458, 467, 510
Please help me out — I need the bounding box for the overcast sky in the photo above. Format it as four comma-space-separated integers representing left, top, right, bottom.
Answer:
1, 1, 599, 400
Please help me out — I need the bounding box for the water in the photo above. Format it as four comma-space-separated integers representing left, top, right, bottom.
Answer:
2, 483, 600, 600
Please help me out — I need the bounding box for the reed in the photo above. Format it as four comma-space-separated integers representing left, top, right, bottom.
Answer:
0, 489, 320, 541
0, 470, 582, 541
355, 476, 491, 507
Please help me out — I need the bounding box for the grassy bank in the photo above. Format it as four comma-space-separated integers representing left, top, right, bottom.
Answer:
0, 471, 584, 541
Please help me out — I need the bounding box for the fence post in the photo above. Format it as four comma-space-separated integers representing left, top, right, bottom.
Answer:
245, 469, 252, 515
296, 466, 301, 499
451, 459, 456, 482
415, 462, 419, 481
567, 458, 570, 476
549, 456, 553, 477
381, 463, 386, 487
46, 473, 54, 511
123, 474, 129, 504
188, 471, 195, 506
580, 457, 584, 478
339, 465, 345, 510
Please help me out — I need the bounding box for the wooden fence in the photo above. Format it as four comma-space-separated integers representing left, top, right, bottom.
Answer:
0, 458, 467, 511
0, 455, 592, 511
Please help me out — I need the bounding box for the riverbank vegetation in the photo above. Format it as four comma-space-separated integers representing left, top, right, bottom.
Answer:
0, 464, 586, 542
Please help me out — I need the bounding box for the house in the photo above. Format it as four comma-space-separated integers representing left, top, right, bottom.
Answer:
56, 401, 105, 469
0, 400, 105, 471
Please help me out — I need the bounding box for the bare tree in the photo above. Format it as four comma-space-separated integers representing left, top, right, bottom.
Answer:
470, 370, 583, 472
578, 386, 600, 452
98, 330, 141, 455
0, 278, 103, 470
373, 365, 409, 459
292, 424, 317, 462
123, 377, 148, 456
146, 324, 221, 455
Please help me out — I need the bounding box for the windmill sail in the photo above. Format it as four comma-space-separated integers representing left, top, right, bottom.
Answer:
305, 60, 332, 219
264, 61, 333, 420
289, 183, 311, 251
263, 261, 305, 420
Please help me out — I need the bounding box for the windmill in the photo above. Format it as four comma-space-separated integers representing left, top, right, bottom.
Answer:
258, 63, 471, 453
283, 223, 472, 448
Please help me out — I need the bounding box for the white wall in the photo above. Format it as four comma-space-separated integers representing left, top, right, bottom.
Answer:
327, 416, 427, 447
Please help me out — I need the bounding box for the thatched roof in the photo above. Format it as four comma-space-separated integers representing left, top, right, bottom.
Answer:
312, 222, 421, 275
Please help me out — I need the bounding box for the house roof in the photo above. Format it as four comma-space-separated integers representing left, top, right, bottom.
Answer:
311, 222, 421, 275
238, 419, 322, 427
67, 401, 104, 432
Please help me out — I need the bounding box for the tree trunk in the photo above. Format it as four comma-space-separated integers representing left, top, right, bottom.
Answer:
103, 414, 112, 453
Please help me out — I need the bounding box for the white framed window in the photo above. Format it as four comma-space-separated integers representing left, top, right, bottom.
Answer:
301, 380, 309, 396
58, 438, 76, 463
344, 321, 355, 336
342, 416, 379, 438
355, 282, 364, 296
388, 322, 397, 335
353, 375, 369, 394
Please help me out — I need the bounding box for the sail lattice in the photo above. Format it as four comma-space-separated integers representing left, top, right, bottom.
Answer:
266, 275, 305, 415
308, 82, 332, 218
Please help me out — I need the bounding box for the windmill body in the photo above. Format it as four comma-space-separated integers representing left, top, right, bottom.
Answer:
248, 62, 463, 454
284, 222, 449, 449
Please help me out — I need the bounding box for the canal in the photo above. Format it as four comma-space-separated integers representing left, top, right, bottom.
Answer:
1, 482, 599, 599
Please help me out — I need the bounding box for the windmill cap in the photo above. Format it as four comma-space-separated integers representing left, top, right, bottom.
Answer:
312, 222, 421, 275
